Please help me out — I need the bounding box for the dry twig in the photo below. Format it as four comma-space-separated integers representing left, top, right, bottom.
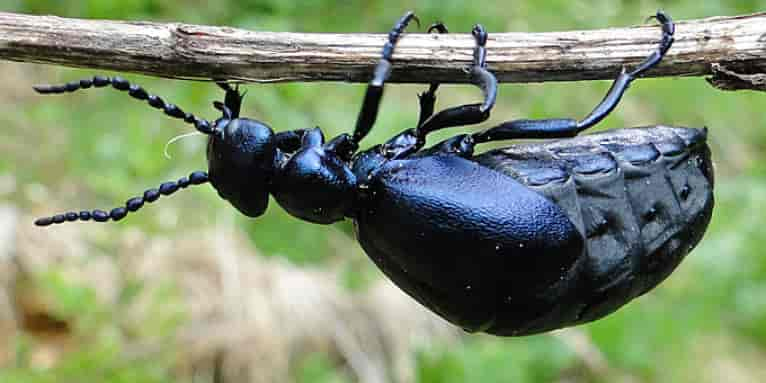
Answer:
0, 12, 765, 88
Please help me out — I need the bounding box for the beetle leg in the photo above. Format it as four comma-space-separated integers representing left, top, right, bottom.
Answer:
414, 24, 497, 140
471, 10, 674, 144
576, 10, 674, 131
472, 118, 580, 144
275, 129, 308, 153
417, 83, 440, 129
216, 81, 245, 119
34, 171, 210, 226
419, 134, 476, 158
379, 24, 497, 160
417, 22, 449, 128
350, 11, 419, 145
34, 76, 216, 135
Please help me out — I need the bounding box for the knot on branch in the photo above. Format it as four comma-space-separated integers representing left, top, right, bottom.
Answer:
707, 63, 766, 92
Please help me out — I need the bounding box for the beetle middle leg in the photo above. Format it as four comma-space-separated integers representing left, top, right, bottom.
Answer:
414, 24, 498, 140
363, 23, 498, 161
471, 10, 674, 145
417, 22, 449, 128
368, 23, 499, 160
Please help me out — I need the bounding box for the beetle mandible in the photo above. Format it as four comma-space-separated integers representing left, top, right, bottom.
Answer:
33, 11, 713, 336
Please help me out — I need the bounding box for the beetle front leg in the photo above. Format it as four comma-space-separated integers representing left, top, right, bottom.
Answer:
350, 11, 419, 145
215, 82, 245, 119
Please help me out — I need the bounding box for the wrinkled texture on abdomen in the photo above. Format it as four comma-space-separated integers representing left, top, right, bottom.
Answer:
474, 126, 714, 334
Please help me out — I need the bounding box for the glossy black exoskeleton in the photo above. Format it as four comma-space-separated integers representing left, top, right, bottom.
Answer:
33, 11, 714, 336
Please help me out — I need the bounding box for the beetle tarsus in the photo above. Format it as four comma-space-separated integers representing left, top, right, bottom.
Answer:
471, 24, 488, 68
427, 22, 448, 34
628, 10, 674, 77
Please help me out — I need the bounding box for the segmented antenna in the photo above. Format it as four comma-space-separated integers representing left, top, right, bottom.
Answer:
33, 76, 215, 135
34, 171, 209, 226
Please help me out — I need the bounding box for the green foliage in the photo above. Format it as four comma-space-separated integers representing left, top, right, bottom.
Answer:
417, 337, 575, 383
296, 353, 352, 383
0, 269, 184, 383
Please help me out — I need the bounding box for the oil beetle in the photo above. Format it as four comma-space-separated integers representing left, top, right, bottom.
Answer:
33, 11, 713, 336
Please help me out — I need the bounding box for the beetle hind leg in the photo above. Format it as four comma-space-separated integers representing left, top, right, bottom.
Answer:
471, 10, 675, 145
575, 10, 674, 131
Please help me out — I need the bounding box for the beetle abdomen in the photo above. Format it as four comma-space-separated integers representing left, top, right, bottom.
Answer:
354, 155, 584, 334
475, 126, 714, 334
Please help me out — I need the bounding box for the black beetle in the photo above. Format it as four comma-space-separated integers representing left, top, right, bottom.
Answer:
33, 11, 714, 336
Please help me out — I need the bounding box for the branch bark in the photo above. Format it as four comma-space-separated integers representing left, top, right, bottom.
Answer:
0, 11, 765, 88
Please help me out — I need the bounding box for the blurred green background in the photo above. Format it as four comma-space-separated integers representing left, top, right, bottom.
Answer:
1, 0, 765, 382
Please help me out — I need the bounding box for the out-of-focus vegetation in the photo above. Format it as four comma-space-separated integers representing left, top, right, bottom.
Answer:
1, 0, 766, 382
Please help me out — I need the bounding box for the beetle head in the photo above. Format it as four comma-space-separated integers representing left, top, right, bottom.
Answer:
207, 117, 277, 217
33, 81, 355, 227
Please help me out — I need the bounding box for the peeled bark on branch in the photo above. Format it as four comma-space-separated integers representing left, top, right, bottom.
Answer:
0, 11, 765, 90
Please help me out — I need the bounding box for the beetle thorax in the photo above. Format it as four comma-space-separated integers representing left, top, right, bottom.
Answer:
270, 128, 358, 224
